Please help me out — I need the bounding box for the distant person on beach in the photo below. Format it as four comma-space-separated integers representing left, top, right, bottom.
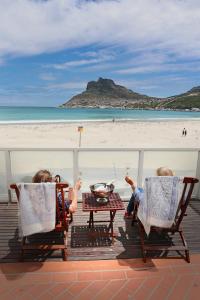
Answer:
32, 169, 81, 213
124, 166, 174, 218
182, 128, 187, 136
185, 129, 187, 136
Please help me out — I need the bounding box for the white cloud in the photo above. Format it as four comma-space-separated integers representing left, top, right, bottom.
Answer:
53, 58, 106, 69
116, 60, 200, 75
46, 81, 86, 90
116, 65, 164, 75
0, 0, 200, 60
40, 73, 56, 81
52, 49, 115, 69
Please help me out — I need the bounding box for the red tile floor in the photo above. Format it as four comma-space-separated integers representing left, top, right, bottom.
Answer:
1, 254, 200, 300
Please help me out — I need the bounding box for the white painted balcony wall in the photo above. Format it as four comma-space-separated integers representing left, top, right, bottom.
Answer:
0, 148, 199, 202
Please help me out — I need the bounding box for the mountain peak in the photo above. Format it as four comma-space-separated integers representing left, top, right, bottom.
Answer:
86, 78, 116, 92
60, 78, 200, 110
188, 86, 200, 93
61, 77, 151, 108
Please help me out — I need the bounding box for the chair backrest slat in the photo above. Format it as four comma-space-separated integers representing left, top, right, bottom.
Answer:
174, 177, 199, 230
56, 184, 69, 228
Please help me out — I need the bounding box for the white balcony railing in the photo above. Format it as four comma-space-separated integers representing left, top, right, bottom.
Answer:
0, 147, 199, 202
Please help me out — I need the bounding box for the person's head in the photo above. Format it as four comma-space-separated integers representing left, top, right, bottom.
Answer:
32, 169, 52, 183
156, 167, 174, 176
55, 174, 61, 183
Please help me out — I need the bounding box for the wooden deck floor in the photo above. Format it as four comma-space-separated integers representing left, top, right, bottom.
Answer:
0, 199, 200, 262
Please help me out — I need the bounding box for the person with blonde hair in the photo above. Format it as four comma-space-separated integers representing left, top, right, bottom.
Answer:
32, 169, 81, 213
156, 167, 174, 176
124, 167, 174, 218
32, 169, 53, 183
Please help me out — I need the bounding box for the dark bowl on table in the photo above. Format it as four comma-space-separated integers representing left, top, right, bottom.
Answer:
90, 183, 114, 199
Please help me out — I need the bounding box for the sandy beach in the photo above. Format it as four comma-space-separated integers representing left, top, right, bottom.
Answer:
0, 119, 199, 148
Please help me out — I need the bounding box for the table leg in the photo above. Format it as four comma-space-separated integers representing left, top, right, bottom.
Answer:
108, 210, 116, 243
89, 211, 94, 228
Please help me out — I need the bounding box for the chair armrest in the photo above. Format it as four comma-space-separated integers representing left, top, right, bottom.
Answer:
10, 184, 17, 189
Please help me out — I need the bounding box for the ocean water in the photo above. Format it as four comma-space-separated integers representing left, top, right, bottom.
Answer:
0, 106, 200, 123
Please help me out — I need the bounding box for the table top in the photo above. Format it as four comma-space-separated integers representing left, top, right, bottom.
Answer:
82, 192, 125, 211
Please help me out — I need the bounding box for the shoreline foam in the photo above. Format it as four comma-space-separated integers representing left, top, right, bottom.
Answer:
0, 117, 200, 125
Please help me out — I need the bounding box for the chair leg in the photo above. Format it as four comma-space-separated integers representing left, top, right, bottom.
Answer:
19, 237, 26, 262
62, 249, 67, 261
185, 250, 190, 263
179, 230, 190, 263
138, 222, 146, 262
62, 230, 68, 261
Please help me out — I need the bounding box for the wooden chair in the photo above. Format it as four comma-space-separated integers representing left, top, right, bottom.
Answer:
55, 174, 73, 224
10, 182, 71, 261
138, 177, 199, 263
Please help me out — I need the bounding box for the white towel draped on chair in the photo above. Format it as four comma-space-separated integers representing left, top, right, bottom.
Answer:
17, 183, 56, 236
137, 176, 183, 235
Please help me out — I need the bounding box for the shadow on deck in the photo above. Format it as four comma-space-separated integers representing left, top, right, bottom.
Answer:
0, 200, 200, 262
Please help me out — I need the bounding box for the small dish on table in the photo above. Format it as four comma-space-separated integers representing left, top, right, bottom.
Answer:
90, 183, 114, 204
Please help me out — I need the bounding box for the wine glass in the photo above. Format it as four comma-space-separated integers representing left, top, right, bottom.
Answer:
78, 171, 82, 181
126, 167, 130, 176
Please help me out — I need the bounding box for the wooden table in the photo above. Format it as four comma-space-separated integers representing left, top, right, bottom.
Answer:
82, 192, 125, 243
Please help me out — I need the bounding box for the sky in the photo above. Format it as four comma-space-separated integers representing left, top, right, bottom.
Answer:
0, 0, 200, 107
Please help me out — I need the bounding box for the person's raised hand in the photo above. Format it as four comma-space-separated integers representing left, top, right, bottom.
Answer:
125, 176, 137, 189
74, 179, 82, 190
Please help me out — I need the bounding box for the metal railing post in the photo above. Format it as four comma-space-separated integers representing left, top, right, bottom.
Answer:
195, 150, 200, 199
73, 148, 79, 186
137, 150, 144, 187
5, 150, 12, 203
